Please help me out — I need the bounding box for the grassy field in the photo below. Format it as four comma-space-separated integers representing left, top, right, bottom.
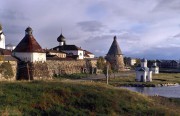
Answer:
153, 73, 180, 83
97, 72, 180, 87
54, 73, 89, 79
0, 80, 179, 115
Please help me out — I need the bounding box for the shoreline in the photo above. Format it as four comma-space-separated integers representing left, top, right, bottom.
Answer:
119, 83, 179, 87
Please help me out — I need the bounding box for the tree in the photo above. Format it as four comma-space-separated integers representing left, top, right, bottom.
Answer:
124, 57, 130, 66
134, 59, 141, 67
97, 56, 106, 70
102, 62, 112, 78
96, 57, 112, 77
111, 65, 118, 78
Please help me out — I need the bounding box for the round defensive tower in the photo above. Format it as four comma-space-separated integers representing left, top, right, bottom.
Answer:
106, 36, 124, 71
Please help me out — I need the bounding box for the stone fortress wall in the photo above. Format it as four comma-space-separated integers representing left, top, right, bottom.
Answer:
46, 59, 97, 77
0, 61, 17, 81
16, 59, 97, 80
0, 58, 97, 80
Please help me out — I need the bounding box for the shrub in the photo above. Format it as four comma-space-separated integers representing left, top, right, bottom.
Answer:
0, 62, 14, 78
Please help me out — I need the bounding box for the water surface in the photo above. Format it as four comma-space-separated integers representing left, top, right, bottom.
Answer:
123, 85, 180, 98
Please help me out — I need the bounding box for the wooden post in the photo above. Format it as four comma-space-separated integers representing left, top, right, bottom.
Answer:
27, 63, 30, 82
106, 64, 109, 85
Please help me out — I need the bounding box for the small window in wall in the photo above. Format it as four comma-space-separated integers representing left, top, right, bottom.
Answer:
79, 53, 82, 56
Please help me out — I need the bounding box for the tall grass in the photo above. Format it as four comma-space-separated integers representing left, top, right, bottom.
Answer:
0, 81, 179, 115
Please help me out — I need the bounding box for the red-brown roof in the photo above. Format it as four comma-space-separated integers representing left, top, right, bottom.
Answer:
14, 34, 44, 53
0, 48, 12, 55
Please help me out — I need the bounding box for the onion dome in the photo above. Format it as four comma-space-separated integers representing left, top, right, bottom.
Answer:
57, 33, 65, 42
25, 26, 33, 35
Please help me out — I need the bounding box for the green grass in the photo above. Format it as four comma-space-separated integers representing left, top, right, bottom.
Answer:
153, 73, 180, 83
97, 72, 180, 87
0, 80, 179, 115
54, 73, 89, 79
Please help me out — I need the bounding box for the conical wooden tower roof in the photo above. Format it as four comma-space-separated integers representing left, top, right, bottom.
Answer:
107, 36, 122, 55
14, 27, 44, 53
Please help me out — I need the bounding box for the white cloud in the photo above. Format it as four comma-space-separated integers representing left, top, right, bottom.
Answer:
1, 0, 180, 59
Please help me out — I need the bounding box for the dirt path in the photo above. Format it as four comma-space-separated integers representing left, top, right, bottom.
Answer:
78, 71, 135, 81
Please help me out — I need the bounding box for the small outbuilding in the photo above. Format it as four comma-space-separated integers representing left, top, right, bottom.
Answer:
151, 61, 159, 74
135, 58, 152, 82
53, 33, 85, 59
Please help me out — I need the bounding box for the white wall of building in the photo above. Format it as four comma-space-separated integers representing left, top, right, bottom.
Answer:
136, 71, 147, 82
130, 59, 136, 66
151, 63, 159, 74
49, 52, 66, 58
136, 59, 152, 82
6, 45, 16, 51
14, 52, 46, 62
78, 50, 84, 59
0, 30, 5, 49
88, 54, 95, 58
63, 50, 84, 59
59, 42, 64, 46
148, 71, 152, 82
136, 71, 152, 82
141, 61, 147, 67
151, 67, 159, 74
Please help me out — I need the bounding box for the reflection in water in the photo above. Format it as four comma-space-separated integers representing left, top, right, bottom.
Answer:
123, 85, 180, 98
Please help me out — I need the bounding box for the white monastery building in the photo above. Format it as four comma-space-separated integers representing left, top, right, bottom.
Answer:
53, 33, 94, 59
151, 61, 159, 74
129, 58, 137, 66
84, 50, 95, 59
13, 27, 46, 63
135, 58, 152, 82
0, 24, 5, 49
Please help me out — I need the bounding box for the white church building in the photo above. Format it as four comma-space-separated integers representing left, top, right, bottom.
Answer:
53, 33, 93, 60
0, 24, 5, 49
151, 61, 159, 74
13, 27, 46, 63
135, 58, 152, 82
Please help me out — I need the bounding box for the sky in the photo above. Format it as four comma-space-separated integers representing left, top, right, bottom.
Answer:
1, 0, 180, 60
